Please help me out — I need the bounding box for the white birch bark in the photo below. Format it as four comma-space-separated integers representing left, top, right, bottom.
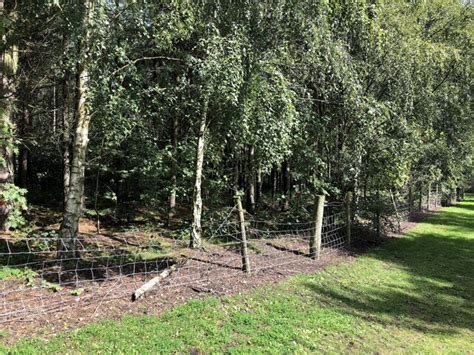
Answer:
190, 96, 209, 248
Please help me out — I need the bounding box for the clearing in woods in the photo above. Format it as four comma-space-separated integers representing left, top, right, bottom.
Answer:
2, 195, 474, 353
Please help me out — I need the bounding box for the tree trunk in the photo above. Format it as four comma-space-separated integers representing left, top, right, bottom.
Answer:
418, 185, 423, 212
281, 160, 290, 211
352, 155, 362, 211
256, 167, 262, 206
53, 84, 57, 134
0, 2, 18, 230
408, 184, 413, 214
190, 95, 209, 248
62, 72, 72, 208
168, 116, 178, 224
271, 166, 277, 198
234, 157, 240, 191
17, 106, 30, 188
246, 146, 255, 214
58, 0, 94, 257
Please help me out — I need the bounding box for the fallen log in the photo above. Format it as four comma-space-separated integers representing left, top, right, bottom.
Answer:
132, 264, 178, 301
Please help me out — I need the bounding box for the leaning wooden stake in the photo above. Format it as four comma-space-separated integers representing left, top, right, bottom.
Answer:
235, 194, 250, 274
310, 195, 325, 260
345, 192, 352, 247
132, 264, 177, 301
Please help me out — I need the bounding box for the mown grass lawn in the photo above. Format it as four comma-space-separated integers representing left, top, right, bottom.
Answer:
2, 196, 474, 354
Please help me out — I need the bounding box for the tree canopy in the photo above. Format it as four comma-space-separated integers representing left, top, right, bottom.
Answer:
0, 0, 472, 245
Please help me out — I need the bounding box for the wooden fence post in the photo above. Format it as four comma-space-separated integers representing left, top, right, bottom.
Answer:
345, 192, 352, 247
310, 195, 325, 260
235, 194, 250, 274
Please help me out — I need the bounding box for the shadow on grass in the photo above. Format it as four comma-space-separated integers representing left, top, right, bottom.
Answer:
303, 196, 474, 335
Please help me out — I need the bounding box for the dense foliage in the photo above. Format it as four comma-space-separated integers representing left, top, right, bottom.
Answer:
0, 1, 472, 240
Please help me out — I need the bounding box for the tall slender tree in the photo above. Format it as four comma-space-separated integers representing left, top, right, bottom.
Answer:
0, 0, 18, 230
58, 0, 96, 255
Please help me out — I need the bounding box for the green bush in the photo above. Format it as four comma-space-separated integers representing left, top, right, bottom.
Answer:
1, 183, 27, 229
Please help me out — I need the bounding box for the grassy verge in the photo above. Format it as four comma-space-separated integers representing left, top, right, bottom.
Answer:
2, 196, 474, 354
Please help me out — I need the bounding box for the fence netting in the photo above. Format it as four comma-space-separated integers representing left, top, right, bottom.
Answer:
0, 189, 443, 323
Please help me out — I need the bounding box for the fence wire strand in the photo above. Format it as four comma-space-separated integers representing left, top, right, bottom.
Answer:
2, 190, 439, 324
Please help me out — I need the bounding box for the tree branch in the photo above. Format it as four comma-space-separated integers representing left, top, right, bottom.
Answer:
111, 56, 185, 76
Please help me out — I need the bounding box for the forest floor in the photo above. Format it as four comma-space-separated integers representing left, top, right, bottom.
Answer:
1, 196, 473, 353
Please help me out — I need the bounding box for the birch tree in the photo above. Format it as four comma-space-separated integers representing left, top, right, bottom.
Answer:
190, 24, 244, 247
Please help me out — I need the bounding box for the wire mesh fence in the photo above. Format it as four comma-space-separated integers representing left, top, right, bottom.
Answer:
0, 189, 442, 324
354, 187, 443, 239
0, 201, 347, 323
